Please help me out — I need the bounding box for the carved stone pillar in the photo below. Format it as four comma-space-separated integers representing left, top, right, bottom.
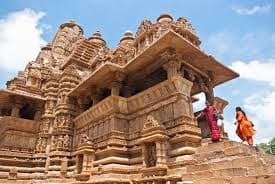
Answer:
11, 103, 22, 117
91, 87, 100, 105
110, 71, 125, 96
198, 76, 214, 105
163, 60, 181, 80
156, 141, 167, 166
213, 97, 229, 138
110, 81, 122, 96
34, 110, 42, 120
77, 97, 86, 112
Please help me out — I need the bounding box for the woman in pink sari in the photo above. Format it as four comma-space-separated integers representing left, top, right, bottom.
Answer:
196, 101, 221, 142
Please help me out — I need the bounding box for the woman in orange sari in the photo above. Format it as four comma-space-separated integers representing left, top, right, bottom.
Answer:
235, 107, 256, 145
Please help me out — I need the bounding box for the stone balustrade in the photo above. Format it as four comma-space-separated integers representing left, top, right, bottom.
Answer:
75, 77, 192, 130
74, 96, 128, 129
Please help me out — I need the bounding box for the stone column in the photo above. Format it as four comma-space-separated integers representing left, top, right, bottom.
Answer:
213, 97, 229, 138
90, 87, 100, 105
110, 81, 122, 96
163, 60, 181, 80
110, 71, 125, 96
34, 110, 42, 120
77, 97, 86, 112
82, 150, 95, 175
198, 76, 214, 105
11, 103, 22, 117
156, 141, 167, 166
141, 144, 146, 167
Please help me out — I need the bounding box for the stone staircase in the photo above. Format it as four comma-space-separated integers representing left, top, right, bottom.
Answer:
181, 140, 275, 184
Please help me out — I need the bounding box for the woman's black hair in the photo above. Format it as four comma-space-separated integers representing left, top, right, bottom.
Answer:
236, 106, 246, 117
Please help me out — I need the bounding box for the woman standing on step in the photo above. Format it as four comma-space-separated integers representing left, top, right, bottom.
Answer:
196, 101, 221, 142
235, 107, 256, 145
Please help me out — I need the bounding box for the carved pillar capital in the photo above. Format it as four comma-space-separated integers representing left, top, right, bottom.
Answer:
198, 76, 214, 105
213, 97, 228, 113
163, 60, 181, 80
110, 71, 126, 96
160, 48, 181, 79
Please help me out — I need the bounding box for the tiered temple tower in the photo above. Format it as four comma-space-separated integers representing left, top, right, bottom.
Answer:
0, 14, 274, 184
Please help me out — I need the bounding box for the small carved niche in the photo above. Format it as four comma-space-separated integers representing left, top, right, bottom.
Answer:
144, 142, 157, 167
77, 154, 83, 174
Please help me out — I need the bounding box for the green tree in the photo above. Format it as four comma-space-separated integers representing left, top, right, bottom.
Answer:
256, 137, 275, 155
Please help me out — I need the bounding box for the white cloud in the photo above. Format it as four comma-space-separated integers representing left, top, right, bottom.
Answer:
192, 92, 205, 112
230, 59, 275, 87
0, 8, 47, 71
244, 91, 275, 122
243, 91, 275, 143
232, 4, 272, 15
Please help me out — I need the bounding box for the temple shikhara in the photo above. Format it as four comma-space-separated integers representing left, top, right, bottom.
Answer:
0, 14, 275, 184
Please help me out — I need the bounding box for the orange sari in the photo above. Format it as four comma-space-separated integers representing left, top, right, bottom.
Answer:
235, 111, 256, 145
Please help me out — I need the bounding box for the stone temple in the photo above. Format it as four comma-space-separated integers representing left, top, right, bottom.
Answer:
0, 14, 274, 184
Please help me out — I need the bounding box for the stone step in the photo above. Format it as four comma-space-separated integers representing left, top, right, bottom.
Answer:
197, 140, 258, 154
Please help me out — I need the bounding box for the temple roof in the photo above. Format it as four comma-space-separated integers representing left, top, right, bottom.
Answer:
70, 30, 239, 96
0, 89, 45, 108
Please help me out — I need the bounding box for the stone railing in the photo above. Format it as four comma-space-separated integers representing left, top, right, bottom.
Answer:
74, 96, 128, 129
0, 116, 39, 150
0, 116, 39, 137
74, 77, 192, 131
128, 77, 193, 113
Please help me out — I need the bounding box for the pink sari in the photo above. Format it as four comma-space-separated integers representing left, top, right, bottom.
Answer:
203, 106, 221, 141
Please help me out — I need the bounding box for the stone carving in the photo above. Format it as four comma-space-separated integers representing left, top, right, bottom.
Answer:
175, 17, 196, 34
136, 20, 153, 36
51, 135, 71, 150
143, 115, 160, 130
35, 137, 46, 152
160, 48, 180, 63
63, 135, 70, 148
79, 134, 92, 145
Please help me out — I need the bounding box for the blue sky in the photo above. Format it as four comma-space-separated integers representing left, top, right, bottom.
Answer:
0, 0, 274, 143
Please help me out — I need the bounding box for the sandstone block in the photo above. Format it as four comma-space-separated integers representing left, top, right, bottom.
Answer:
232, 156, 256, 168
231, 176, 257, 184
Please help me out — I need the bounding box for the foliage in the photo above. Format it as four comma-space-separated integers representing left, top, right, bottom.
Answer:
256, 137, 275, 155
